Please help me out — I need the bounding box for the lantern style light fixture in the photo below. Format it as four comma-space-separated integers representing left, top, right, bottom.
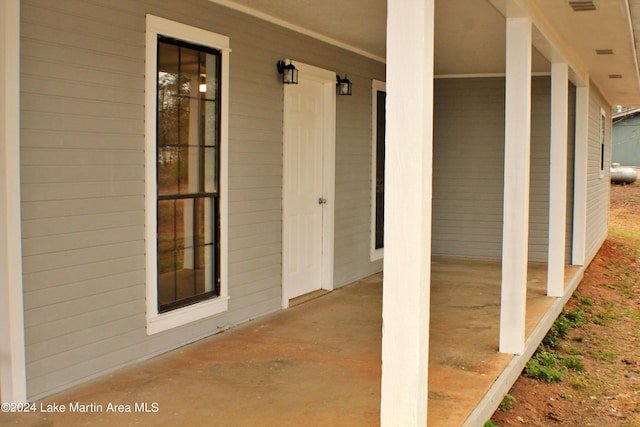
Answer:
276, 59, 298, 84
336, 74, 352, 96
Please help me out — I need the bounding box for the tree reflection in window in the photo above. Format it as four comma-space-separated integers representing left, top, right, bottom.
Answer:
156, 36, 221, 312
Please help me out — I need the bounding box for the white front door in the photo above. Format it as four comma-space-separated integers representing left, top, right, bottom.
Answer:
282, 63, 336, 307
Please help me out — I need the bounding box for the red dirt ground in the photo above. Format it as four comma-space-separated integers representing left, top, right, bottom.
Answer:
491, 180, 640, 427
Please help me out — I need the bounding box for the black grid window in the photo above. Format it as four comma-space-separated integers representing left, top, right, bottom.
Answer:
600, 111, 606, 173
375, 90, 386, 250
156, 36, 221, 313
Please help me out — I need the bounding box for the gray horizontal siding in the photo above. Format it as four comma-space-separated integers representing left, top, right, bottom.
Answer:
433, 78, 506, 260
334, 75, 384, 286
528, 80, 576, 263
433, 77, 575, 263
585, 83, 611, 262
21, 0, 383, 399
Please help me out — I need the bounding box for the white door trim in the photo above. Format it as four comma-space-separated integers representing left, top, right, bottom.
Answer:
282, 61, 336, 308
0, 0, 27, 403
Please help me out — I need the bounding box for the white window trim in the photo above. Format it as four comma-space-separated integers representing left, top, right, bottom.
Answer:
599, 107, 606, 179
144, 15, 230, 335
370, 80, 385, 261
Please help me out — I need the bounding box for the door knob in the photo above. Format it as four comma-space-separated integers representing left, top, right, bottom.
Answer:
318, 197, 327, 205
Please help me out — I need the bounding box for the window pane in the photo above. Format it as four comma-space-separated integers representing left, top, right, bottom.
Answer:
174, 257, 197, 301
178, 94, 194, 147
179, 46, 199, 99
202, 52, 219, 150
157, 200, 177, 273
203, 245, 214, 293
158, 43, 179, 149
600, 113, 606, 172
178, 145, 200, 194
180, 198, 194, 263
197, 197, 213, 244
202, 98, 218, 147
158, 147, 179, 196
204, 147, 217, 193
157, 199, 177, 306
196, 198, 214, 294
157, 271, 176, 306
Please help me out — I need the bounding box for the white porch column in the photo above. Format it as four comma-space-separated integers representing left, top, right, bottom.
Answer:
547, 62, 569, 297
0, 0, 27, 402
381, 0, 434, 424
572, 84, 589, 266
500, 16, 532, 355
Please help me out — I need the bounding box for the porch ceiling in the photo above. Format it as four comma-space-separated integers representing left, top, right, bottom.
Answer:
212, 0, 640, 106
532, 0, 640, 106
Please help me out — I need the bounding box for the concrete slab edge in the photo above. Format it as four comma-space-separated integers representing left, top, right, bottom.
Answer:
461, 266, 586, 427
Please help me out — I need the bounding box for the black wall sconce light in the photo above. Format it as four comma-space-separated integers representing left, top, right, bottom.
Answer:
336, 74, 352, 96
276, 59, 298, 84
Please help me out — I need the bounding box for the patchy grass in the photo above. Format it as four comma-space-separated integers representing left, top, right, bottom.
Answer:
491, 182, 640, 426
542, 308, 587, 349
524, 348, 566, 382
498, 393, 516, 412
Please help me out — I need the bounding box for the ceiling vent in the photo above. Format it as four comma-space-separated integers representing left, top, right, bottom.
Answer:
596, 49, 614, 55
609, 74, 623, 79
569, 1, 597, 11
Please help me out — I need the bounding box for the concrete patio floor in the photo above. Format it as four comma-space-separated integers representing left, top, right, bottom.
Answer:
0, 260, 582, 427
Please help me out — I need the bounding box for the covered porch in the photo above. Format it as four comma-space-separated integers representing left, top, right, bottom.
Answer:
1, 261, 582, 427
0, 0, 637, 423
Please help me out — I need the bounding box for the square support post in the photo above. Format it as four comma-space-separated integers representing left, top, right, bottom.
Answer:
547, 62, 569, 297
381, 0, 434, 424
500, 16, 532, 355
572, 85, 589, 266
0, 0, 27, 403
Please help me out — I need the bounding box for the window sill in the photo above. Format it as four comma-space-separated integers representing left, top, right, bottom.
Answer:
370, 248, 384, 262
146, 296, 229, 335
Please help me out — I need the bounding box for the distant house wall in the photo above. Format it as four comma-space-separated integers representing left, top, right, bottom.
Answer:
20, 0, 383, 400
612, 114, 640, 167
432, 76, 575, 263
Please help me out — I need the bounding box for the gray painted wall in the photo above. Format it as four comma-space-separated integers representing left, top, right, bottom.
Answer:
585, 83, 611, 262
432, 77, 575, 263
612, 114, 640, 167
20, 0, 384, 399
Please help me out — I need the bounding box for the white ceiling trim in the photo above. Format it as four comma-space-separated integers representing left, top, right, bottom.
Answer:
207, 0, 386, 63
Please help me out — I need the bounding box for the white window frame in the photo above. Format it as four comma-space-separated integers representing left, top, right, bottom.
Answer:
144, 15, 230, 335
599, 107, 606, 178
370, 80, 386, 261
